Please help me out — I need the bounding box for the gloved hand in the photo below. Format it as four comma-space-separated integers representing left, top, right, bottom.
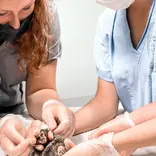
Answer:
19, 120, 53, 156
63, 133, 119, 156
89, 112, 136, 156
42, 99, 76, 138
27, 120, 54, 152
89, 112, 135, 139
0, 114, 51, 156
65, 134, 135, 156
0, 114, 34, 156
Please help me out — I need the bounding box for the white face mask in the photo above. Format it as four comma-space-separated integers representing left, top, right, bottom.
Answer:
96, 0, 135, 10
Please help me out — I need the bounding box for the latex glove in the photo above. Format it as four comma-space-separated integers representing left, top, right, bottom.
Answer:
27, 120, 54, 152
89, 112, 136, 156
18, 120, 53, 155
64, 137, 134, 156
42, 99, 76, 138
89, 112, 135, 139
0, 114, 52, 156
0, 114, 33, 156
64, 133, 119, 156
65, 138, 135, 156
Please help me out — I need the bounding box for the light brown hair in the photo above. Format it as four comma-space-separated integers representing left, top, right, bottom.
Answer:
17, 0, 53, 73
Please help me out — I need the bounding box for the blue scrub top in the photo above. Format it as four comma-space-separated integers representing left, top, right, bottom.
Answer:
94, 0, 156, 112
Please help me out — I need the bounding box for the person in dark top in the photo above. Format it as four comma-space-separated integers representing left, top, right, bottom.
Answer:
0, 0, 75, 155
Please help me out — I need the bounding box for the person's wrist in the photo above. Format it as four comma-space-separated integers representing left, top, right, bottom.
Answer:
112, 131, 131, 154
42, 99, 63, 110
112, 133, 122, 153
123, 112, 135, 127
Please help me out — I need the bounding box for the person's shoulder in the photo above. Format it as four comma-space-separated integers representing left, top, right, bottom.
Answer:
99, 8, 116, 22
98, 8, 117, 33
47, 0, 58, 14
46, 1, 60, 29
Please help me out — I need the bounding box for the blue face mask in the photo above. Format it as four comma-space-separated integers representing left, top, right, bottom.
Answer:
0, 14, 33, 44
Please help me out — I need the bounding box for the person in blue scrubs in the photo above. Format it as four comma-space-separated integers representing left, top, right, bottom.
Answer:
63, 0, 156, 155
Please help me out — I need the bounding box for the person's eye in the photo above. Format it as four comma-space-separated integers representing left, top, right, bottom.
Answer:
23, 6, 32, 11
0, 12, 7, 16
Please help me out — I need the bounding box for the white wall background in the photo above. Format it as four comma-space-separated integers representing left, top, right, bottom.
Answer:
55, 0, 104, 102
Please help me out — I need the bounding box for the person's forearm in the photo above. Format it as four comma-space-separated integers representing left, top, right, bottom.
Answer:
74, 96, 118, 135
129, 102, 156, 125
26, 89, 60, 120
112, 117, 156, 152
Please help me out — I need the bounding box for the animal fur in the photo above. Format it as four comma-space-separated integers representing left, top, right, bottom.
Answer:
29, 129, 67, 156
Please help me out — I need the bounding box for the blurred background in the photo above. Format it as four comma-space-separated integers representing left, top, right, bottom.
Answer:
55, 0, 104, 107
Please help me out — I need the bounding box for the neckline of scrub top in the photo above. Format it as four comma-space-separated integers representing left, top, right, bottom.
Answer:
124, 0, 155, 51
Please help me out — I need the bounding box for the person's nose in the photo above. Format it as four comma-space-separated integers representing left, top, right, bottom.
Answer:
9, 15, 20, 29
